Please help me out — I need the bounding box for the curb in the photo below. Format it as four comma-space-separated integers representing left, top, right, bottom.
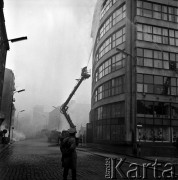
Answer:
77, 146, 178, 164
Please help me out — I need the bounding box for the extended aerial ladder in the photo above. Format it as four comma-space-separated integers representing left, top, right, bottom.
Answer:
60, 67, 90, 130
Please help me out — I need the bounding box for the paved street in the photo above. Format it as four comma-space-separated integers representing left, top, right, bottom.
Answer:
0, 138, 106, 180
0, 138, 177, 180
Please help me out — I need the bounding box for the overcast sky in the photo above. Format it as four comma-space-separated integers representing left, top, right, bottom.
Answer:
4, 0, 97, 113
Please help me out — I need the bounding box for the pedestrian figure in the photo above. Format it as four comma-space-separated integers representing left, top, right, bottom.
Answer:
60, 130, 69, 167
60, 128, 77, 180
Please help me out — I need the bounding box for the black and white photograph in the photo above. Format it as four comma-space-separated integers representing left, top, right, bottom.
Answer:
0, 0, 178, 179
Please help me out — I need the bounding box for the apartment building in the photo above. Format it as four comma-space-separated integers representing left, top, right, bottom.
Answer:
89, 0, 178, 145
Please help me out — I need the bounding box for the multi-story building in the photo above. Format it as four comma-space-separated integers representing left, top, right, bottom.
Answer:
0, 0, 9, 128
89, 0, 178, 145
48, 107, 61, 131
1, 68, 15, 130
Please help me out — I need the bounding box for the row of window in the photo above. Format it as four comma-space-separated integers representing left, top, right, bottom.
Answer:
137, 0, 178, 23
94, 75, 124, 103
94, 101, 125, 121
95, 53, 125, 82
100, 17, 112, 40
137, 118, 178, 128
93, 123, 178, 142
96, 26, 125, 61
137, 74, 178, 96
137, 101, 178, 118
97, 38, 111, 60
93, 124, 125, 141
137, 48, 178, 70
99, 4, 126, 40
93, 124, 177, 142
137, 23, 178, 46
100, 0, 118, 20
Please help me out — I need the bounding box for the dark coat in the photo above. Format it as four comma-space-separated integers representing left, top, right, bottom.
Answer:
60, 136, 77, 169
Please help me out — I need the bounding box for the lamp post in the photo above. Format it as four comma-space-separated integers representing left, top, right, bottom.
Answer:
8, 89, 25, 143
137, 123, 143, 156
116, 47, 137, 154
1, 36, 27, 143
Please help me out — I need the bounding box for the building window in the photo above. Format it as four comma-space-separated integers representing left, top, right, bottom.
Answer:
100, 0, 112, 19
98, 37, 112, 59
100, 16, 112, 39
137, 0, 178, 23
112, 27, 126, 48
137, 48, 178, 70
98, 3, 126, 42
112, 53, 125, 71
100, 0, 123, 20
95, 102, 124, 119
93, 102, 125, 141
137, 24, 178, 46
94, 75, 124, 102
137, 101, 172, 118
136, 101, 178, 142
96, 26, 126, 62
113, 4, 126, 26
171, 103, 178, 119
137, 74, 178, 96
95, 53, 125, 82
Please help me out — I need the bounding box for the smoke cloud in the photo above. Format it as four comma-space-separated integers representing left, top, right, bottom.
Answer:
4, 0, 97, 115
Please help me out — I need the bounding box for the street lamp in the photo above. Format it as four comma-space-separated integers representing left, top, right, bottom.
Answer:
0, 36, 27, 49
1, 36, 27, 45
15, 89, 25, 93
8, 89, 25, 143
8, 37, 27, 43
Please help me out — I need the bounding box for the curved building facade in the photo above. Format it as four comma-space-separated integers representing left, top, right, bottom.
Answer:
88, 0, 178, 145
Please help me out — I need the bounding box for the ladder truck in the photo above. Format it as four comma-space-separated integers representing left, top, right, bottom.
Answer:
60, 67, 90, 138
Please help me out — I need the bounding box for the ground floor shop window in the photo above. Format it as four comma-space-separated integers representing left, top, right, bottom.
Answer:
172, 127, 178, 142
162, 126, 170, 142
137, 125, 170, 142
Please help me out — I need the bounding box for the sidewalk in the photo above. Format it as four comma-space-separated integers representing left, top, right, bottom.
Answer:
0, 143, 11, 155
77, 143, 178, 163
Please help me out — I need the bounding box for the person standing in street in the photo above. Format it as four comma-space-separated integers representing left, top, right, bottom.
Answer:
60, 128, 77, 180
